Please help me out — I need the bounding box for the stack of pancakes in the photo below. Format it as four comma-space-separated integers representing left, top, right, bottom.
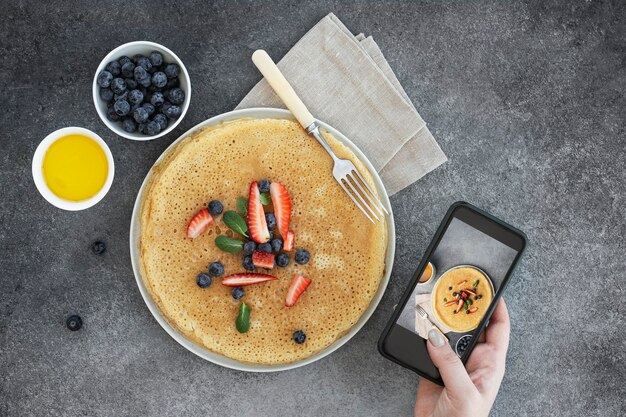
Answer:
140, 118, 387, 364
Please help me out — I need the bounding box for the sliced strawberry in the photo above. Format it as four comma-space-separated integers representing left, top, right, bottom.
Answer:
455, 298, 464, 314
456, 280, 467, 288
444, 299, 459, 307
221, 273, 277, 287
186, 208, 214, 238
270, 182, 292, 238
285, 274, 312, 307
464, 288, 477, 296
283, 230, 295, 251
252, 251, 275, 269
247, 181, 270, 243
468, 307, 478, 314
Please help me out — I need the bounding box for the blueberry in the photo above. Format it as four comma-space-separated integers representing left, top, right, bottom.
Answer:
242, 255, 255, 271
127, 89, 143, 105
209, 261, 224, 277
293, 330, 306, 344
166, 77, 179, 89
265, 212, 276, 229
276, 252, 289, 267
164, 63, 179, 79
167, 87, 185, 105
258, 243, 272, 254
152, 71, 167, 88
106, 105, 120, 121
125, 78, 138, 90
196, 273, 212, 288
231, 286, 244, 300
105, 60, 121, 76
141, 103, 155, 117
91, 240, 106, 255
66, 315, 83, 331
153, 113, 168, 131
110, 77, 127, 95
161, 101, 172, 114
99, 87, 114, 102
243, 240, 257, 255
165, 104, 181, 119
268, 230, 274, 240
121, 61, 135, 78
122, 117, 137, 133
134, 66, 151, 88
271, 238, 283, 253
145, 120, 161, 136
114, 90, 128, 102
208, 200, 223, 216
133, 106, 150, 124
258, 179, 270, 193
150, 91, 165, 107
149, 51, 164, 67
114, 99, 131, 116
97, 70, 113, 88
118, 55, 132, 66
135, 56, 152, 71
294, 249, 310, 265
138, 123, 147, 134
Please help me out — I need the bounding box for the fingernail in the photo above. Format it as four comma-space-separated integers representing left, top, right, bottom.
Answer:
428, 328, 445, 347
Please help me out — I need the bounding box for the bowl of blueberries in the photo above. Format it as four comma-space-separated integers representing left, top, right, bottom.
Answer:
93, 41, 191, 140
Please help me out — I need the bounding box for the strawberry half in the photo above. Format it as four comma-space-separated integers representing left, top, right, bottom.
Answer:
252, 251, 275, 269
270, 182, 292, 238
283, 230, 295, 251
285, 274, 312, 307
247, 181, 270, 243
186, 208, 214, 238
222, 273, 277, 287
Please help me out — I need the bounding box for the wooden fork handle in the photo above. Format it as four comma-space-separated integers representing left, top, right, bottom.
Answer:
252, 50, 315, 129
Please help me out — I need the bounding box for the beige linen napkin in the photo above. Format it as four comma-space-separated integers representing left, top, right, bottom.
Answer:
237, 13, 446, 195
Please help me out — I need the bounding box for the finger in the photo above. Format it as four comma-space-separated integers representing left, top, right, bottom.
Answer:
426, 328, 474, 395
415, 378, 442, 417
484, 298, 510, 354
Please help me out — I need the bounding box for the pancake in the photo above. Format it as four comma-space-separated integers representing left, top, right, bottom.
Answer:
139, 118, 387, 365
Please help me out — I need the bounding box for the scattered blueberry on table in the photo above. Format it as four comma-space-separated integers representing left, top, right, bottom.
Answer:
97, 51, 185, 136
91, 240, 106, 255
66, 315, 83, 331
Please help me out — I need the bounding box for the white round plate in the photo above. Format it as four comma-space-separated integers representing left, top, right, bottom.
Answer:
129, 108, 396, 372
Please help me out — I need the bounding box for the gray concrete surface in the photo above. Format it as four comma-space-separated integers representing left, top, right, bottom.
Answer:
1, 1, 625, 416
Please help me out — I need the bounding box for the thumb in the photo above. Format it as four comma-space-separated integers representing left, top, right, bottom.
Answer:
427, 328, 474, 394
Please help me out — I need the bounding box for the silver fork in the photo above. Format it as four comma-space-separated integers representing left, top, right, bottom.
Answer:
252, 50, 389, 223
416, 304, 448, 340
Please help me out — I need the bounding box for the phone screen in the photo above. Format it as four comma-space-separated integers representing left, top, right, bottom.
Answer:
380, 204, 525, 383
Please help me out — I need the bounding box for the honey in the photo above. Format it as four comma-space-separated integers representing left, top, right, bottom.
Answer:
42, 134, 108, 201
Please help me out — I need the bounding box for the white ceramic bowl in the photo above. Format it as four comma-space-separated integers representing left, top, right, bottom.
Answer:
32, 127, 115, 211
92, 41, 191, 141
129, 108, 396, 372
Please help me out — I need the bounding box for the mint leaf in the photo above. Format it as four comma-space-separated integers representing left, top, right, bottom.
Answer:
215, 236, 243, 253
236, 302, 251, 333
223, 210, 248, 237
236, 197, 248, 217
260, 192, 271, 205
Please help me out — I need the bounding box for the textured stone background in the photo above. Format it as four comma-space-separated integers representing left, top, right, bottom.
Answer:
1, 1, 625, 416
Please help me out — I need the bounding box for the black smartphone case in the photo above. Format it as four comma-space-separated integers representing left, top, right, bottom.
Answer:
377, 201, 527, 386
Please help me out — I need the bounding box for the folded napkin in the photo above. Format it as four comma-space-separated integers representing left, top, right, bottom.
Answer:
237, 13, 446, 195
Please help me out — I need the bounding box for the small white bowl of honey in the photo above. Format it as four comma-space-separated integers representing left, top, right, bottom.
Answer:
32, 127, 114, 211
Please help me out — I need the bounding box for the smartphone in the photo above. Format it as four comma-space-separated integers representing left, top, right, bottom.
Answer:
378, 202, 526, 386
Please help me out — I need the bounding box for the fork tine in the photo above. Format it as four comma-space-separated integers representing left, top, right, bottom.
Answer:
352, 168, 389, 215
344, 177, 380, 221
338, 179, 375, 223
349, 171, 385, 217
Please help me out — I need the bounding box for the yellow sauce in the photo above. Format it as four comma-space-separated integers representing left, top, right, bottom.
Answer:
42, 134, 108, 201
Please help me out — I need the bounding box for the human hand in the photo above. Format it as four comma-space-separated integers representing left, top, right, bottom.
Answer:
415, 298, 510, 417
